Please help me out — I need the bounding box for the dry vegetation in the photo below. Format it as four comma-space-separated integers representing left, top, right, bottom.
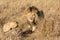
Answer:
0, 0, 60, 40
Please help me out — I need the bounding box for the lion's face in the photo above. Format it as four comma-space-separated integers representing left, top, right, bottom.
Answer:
25, 7, 38, 23
26, 11, 38, 23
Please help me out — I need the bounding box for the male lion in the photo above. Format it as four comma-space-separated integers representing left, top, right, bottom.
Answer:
24, 6, 44, 32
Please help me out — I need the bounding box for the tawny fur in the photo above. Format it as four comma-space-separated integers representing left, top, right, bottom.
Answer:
24, 6, 39, 32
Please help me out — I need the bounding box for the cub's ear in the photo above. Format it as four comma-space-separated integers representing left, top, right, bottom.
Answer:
37, 10, 44, 19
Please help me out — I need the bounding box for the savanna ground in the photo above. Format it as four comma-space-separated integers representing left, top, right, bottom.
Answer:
0, 0, 60, 40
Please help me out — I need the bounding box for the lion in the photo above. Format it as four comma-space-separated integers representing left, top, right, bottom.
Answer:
25, 6, 38, 31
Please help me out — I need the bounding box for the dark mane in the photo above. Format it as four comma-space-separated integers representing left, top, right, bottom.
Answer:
28, 6, 38, 12
28, 6, 44, 19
